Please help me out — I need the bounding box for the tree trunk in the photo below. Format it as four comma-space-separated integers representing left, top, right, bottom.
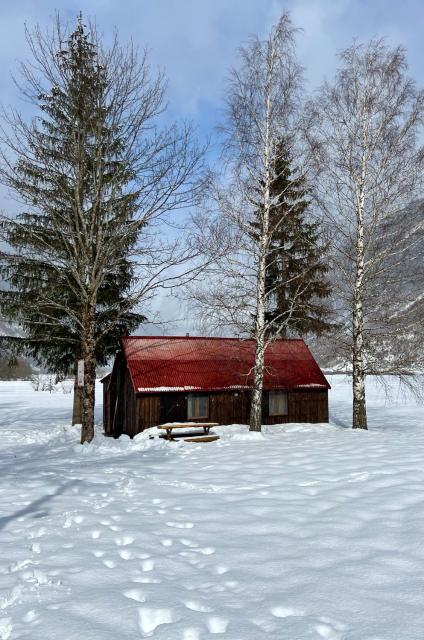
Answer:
250, 338, 265, 431
80, 303, 97, 444
72, 376, 83, 425
250, 189, 270, 430
249, 86, 272, 432
352, 163, 368, 430
352, 287, 367, 428
250, 240, 267, 431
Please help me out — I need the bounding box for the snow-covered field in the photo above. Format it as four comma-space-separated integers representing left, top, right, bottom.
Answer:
0, 377, 423, 640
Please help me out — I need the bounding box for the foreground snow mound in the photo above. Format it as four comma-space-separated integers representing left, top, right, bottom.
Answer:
0, 377, 424, 639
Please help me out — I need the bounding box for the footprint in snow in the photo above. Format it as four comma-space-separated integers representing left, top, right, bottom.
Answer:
115, 535, 134, 546
207, 616, 229, 634
161, 538, 173, 547
132, 575, 161, 584
180, 538, 197, 547
316, 617, 347, 640
63, 514, 84, 528
137, 607, 177, 634
123, 588, 145, 603
141, 559, 155, 572
166, 521, 194, 529
23, 610, 38, 623
213, 565, 228, 575
102, 559, 116, 569
184, 600, 212, 613
271, 606, 305, 618
9, 559, 33, 573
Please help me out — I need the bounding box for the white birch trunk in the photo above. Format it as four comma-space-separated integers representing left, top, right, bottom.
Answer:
352, 230, 367, 428
352, 147, 368, 429
250, 82, 272, 432
250, 237, 268, 431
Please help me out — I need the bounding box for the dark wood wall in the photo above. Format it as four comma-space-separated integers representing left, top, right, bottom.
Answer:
130, 388, 328, 435
103, 367, 328, 438
103, 359, 138, 438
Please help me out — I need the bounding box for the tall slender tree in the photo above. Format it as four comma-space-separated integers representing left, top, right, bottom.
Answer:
188, 14, 308, 431
0, 15, 204, 442
305, 40, 424, 428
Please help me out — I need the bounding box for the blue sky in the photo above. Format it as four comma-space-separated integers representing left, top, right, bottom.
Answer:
2, 0, 424, 146
1, 0, 424, 333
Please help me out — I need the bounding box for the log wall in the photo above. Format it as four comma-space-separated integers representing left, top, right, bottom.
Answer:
103, 366, 329, 438
131, 388, 328, 435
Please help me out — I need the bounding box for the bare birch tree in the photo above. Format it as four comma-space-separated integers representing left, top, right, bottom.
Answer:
304, 40, 424, 429
0, 15, 205, 443
188, 14, 330, 431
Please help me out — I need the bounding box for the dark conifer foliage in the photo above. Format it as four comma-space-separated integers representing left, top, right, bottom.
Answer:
0, 15, 204, 441
0, 16, 143, 385
252, 140, 332, 338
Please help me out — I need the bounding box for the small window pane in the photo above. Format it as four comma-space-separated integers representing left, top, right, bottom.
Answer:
188, 395, 195, 418
187, 394, 209, 419
199, 396, 207, 417
269, 391, 288, 416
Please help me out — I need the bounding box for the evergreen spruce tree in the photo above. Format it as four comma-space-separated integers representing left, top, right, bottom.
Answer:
252, 140, 332, 337
0, 17, 142, 434
0, 15, 204, 441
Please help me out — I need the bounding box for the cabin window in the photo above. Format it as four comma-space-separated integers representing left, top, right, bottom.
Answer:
269, 390, 288, 416
187, 394, 209, 419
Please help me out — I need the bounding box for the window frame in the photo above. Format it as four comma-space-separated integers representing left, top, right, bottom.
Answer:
187, 394, 209, 420
268, 390, 288, 417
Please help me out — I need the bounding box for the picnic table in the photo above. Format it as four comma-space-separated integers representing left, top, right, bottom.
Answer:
157, 422, 220, 442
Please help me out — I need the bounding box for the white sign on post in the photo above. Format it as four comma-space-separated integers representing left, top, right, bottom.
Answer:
77, 359, 85, 387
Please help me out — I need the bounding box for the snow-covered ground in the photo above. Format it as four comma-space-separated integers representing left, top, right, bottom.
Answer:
0, 376, 423, 640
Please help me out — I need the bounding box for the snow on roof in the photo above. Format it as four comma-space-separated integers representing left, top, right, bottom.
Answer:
120, 336, 330, 393
294, 383, 328, 388
137, 386, 201, 392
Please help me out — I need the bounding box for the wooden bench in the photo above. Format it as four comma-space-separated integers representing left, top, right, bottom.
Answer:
183, 435, 220, 443
157, 422, 219, 441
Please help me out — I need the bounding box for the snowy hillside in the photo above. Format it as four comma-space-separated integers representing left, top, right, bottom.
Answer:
0, 377, 423, 639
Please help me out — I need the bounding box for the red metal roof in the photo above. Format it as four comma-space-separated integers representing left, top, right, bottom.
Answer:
120, 336, 330, 393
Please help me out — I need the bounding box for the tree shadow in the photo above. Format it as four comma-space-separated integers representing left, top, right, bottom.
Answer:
329, 409, 350, 429
0, 480, 79, 532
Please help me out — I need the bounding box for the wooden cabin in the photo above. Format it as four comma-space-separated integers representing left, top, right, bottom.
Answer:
101, 336, 330, 438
